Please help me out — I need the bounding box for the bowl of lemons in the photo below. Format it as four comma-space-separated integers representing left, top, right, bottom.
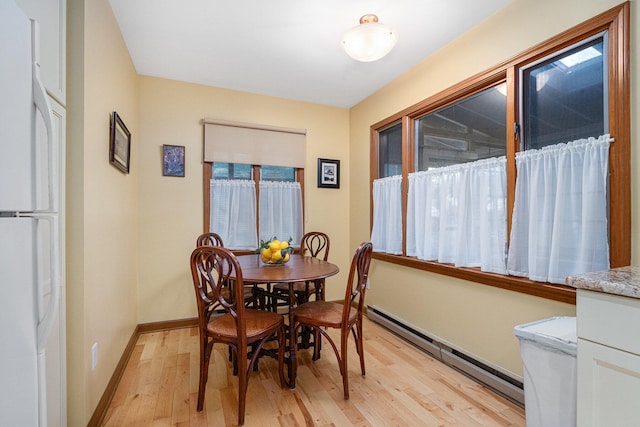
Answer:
257, 237, 295, 265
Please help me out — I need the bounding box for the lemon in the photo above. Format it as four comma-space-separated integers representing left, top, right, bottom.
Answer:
261, 247, 271, 258
269, 240, 281, 251
270, 250, 283, 262
261, 253, 271, 263
283, 252, 290, 262
279, 241, 289, 250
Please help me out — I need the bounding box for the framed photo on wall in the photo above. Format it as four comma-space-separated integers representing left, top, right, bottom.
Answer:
162, 145, 185, 177
109, 111, 131, 174
317, 158, 340, 189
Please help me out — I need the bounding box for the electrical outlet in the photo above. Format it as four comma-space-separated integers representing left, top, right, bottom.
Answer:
91, 342, 98, 371
366, 278, 371, 289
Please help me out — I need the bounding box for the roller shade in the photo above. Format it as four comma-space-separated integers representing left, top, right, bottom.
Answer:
203, 119, 306, 168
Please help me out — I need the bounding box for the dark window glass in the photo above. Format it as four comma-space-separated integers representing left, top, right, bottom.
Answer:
212, 162, 252, 180
261, 165, 295, 182
378, 122, 403, 177
522, 36, 606, 149
415, 83, 507, 171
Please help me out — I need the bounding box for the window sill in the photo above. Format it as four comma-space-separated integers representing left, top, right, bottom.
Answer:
372, 252, 576, 305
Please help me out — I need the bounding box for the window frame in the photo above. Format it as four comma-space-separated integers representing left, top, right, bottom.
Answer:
369, 3, 630, 304
203, 163, 306, 254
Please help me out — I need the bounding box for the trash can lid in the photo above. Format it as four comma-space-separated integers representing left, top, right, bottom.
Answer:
514, 316, 577, 355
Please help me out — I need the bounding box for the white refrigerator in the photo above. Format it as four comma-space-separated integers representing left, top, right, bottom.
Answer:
0, 0, 65, 425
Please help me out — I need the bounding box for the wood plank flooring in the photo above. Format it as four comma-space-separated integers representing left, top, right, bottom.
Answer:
101, 316, 525, 426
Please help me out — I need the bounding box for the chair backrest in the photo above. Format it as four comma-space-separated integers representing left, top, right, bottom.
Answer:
300, 231, 330, 261
196, 232, 224, 247
342, 242, 373, 323
189, 246, 247, 345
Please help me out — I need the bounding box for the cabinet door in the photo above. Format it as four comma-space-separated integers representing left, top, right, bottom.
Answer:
15, 0, 66, 105
577, 338, 640, 426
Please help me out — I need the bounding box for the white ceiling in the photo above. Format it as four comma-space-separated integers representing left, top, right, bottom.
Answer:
109, 0, 512, 108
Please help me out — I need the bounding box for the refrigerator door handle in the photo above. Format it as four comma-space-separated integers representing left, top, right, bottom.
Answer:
30, 214, 60, 352
31, 19, 55, 212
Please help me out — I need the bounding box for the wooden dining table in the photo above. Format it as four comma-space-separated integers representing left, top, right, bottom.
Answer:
234, 253, 339, 388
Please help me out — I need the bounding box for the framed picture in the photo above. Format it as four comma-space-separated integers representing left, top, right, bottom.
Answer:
162, 145, 186, 177
317, 158, 340, 189
109, 111, 131, 173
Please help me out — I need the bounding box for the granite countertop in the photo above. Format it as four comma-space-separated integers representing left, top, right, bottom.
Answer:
566, 266, 640, 299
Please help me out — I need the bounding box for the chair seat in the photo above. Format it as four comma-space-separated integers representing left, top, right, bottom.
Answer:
208, 309, 283, 341
293, 301, 356, 328
273, 281, 315, 294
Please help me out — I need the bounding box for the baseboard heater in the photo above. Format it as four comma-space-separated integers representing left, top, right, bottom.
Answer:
367, 305, 524, 407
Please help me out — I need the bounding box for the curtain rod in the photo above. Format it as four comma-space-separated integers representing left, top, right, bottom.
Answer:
202, 118, 307, 136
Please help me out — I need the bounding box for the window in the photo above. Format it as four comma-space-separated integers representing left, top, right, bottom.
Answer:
521, 35, 607, 150
212, 163, 296, 182
205, 163, 304, 251
212, 162, 252, 180
378, 123, 403, 178
203, 120, 307, 252
260, 165, 296, 182
369, 4, 630, 303
416, 83, 506, 170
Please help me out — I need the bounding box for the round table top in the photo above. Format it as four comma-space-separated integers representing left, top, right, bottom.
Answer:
235, 254, 339, 284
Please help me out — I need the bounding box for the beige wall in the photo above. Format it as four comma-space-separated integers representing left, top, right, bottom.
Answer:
67, 0, 638, 422
350, 0, 637, 378
136, 77, 351, 323
66, 0, 139, 423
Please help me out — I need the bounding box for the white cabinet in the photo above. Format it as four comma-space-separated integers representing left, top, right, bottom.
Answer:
14, 0, 66, 105
576, 290, 640, 427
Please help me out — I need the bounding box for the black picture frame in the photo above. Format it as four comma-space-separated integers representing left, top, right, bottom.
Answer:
317, 158, 340, 189
162, 145, 186, 177
109, 111, 131, 174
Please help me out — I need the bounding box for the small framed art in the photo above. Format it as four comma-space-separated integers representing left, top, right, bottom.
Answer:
162, 145, 185, 177
317, 158, 340, 189
109, 111, 131, 174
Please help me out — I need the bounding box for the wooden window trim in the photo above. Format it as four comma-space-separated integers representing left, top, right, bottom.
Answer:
369, 2, 630, 305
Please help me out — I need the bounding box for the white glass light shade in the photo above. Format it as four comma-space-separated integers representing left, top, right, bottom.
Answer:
342, 15, 398, 62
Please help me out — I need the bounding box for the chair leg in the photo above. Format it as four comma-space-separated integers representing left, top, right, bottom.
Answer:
251, 343, 259, 371
197, 338, 214, 411
237, 345, 249, 426
277, 327, 287, 388
356, 321, 365, 376
312, 328, 322, 361
351, 323, 365, 375
340, 328, 350, 400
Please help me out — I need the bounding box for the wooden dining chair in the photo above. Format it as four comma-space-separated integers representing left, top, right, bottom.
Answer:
195, 232, 224, 247
292, 241, 373, 400
196, 232, 257, 308
189, 245, 286, 425
270, 231, 331, 307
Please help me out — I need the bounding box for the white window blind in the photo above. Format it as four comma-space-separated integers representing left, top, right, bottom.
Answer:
209, 179, 258, 250
507, 135, 612, 284
370, 175, 403, 254
258, 181, 303, 245
203, 119, 306, 168
407, 157, 508, 274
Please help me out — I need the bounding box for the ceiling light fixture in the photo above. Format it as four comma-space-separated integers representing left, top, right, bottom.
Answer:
341, 14, 398, 62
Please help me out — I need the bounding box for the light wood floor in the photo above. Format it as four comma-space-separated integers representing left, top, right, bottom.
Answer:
101, 316, 525, 426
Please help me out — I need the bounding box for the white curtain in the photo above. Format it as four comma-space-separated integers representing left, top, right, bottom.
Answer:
210, 179, 258, 250
371, 175, 403, 254
407, 157, 508, 274
258, 181, 303, 245
507, 135, 612, 284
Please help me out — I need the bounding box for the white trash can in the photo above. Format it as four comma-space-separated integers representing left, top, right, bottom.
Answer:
514, 316, 577, 427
